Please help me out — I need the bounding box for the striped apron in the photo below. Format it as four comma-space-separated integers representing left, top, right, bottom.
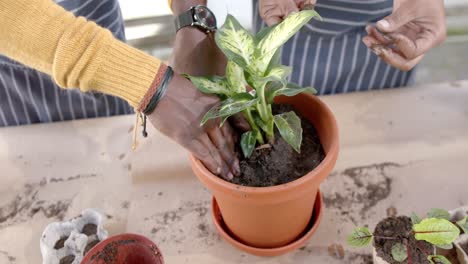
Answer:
253, 0, 415, 95
0, 0, 133, 127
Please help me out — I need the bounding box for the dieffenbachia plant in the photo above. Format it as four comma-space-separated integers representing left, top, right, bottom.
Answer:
347, 208, 468, 264
185, 10, 321, 158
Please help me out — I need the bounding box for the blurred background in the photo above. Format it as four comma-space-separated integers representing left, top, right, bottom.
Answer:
120, 0, 468, 85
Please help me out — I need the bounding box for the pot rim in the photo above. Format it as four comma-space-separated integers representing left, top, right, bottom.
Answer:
190, 94, 339, 194
81, 233, 164, 264
211, 190, 323, 256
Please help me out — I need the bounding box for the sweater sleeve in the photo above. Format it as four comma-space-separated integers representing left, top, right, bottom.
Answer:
0, 0, 164, 109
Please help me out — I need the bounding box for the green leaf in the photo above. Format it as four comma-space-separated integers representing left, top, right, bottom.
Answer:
240, 131, 258, 158
347, 227, 373, 247
457, 217, 468, 234
253, 10, 320, 74
185, 75, 230, 95
427, 208, 451, 220
427, 255, 451, 264
200, 93, 259, 125
391, 243, 407, 262
414, 218, 460, 245
226, 61, 246, 93
254, 24, 278, 42
252, 111, 270, 133
267, 65, 292, 81
411, 212, 422, 225
215, 15, 255, 69
274, 111, 303, 153
435, 243, 453, 250
266, 82, 317, 103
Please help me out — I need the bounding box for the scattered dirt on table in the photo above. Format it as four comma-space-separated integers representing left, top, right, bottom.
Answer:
0, 181, 71, 228
82, 223, 97, 236
54, 236, 68, 249
386, 206, 398, 217
328, 243, 345, 259
374, 216, 432, 264
321, 162, 399, 223
346, 252, 373, 264
59, 255, 75, 264
230, 104, 325, 187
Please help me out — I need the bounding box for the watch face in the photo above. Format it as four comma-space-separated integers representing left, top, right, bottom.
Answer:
194, 6, 217, 30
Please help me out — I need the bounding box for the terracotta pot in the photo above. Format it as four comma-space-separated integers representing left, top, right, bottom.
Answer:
81, 234, 164, 264
190, 93, 339, 252
450, 207, 468, 264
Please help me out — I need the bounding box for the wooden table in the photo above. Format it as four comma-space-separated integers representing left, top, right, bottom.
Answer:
1, 81, 467, 263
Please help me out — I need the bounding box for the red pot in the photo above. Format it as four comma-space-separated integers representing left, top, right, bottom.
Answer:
81, 234, 164, 264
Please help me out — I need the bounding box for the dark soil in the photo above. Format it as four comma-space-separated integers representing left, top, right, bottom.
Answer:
374, 216, 432, 264
230, 104, 325, 187
85, 239, 100, 254
54, 236, 68, 249
59, 255, 75, 264
82, 223, 97, 236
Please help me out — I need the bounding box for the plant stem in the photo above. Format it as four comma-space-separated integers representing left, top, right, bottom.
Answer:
242, 109, 264, 144
256, 83, 274, 141
374, 236, 399, 240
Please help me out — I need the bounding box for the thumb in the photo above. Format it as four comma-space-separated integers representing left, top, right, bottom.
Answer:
283, 0, 299, 17
376, 5, 413, 33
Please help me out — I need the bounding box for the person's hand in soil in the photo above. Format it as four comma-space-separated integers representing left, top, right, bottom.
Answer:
147, 74, 240, 180
258, 0, 317, 26
362, 0, 446, 71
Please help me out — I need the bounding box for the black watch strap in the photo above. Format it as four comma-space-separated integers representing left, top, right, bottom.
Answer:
174, 9, 194, 32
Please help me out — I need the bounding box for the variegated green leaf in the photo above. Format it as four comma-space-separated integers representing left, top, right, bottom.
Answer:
427, 255, 451, 264
253, 10, 320, 74
252, 111, 270, 133
457, 217, 468, 234
215, 15, 255, 69
435, 243, 453, 250
240, 131, 258, 158
254, 24, 278, 42
274, 111, 302, 153
427, 208, 451, 220
200, 93, 258, 125
226, 61, 246, 93
347, 227, 373, 247
414, 218, 460, 245
185, 75, 230, 95
391, 243, 407, 262
266, 82, 317, 103
267, 65, 292, 80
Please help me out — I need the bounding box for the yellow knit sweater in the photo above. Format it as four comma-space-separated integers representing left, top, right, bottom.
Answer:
0, 0, 164, 109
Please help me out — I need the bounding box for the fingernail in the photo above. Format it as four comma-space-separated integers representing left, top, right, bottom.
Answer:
377, 19, 390, 30
216, 167, 221, 174
371, 45, 383, 56
227, 172, 234, 180
362, 38, 371, 47
365, 25, 372, 34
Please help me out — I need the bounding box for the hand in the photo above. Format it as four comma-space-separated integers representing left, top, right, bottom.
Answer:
147, 74, 240, 180
362, 0, 446, 71
259, 0, 317, 26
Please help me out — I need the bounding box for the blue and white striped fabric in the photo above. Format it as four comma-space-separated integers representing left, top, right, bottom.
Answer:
0, 0, 133, 127
253, 0, 415, 95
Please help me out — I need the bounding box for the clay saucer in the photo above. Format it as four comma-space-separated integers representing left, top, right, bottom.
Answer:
211, 190, 323, 257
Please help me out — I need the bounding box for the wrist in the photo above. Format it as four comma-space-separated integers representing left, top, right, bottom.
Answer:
172, 0, 207, 16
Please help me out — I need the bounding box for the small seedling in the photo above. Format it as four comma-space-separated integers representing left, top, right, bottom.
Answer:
185, 11, 321, 158
347, 208, 467, 264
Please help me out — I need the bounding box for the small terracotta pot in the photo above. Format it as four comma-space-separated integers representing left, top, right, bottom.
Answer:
81, 234, 164, 264
454, 234, 468, 264
190, 93, 339, 253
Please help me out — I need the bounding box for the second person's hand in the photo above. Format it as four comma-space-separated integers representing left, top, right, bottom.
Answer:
259, 0, 317, 26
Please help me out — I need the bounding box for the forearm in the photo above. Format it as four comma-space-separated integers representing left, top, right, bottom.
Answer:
0, 0, 164, 109
169, 0, 207, 15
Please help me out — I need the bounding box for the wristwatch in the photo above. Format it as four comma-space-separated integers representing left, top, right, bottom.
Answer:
174, 5, 217, 33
